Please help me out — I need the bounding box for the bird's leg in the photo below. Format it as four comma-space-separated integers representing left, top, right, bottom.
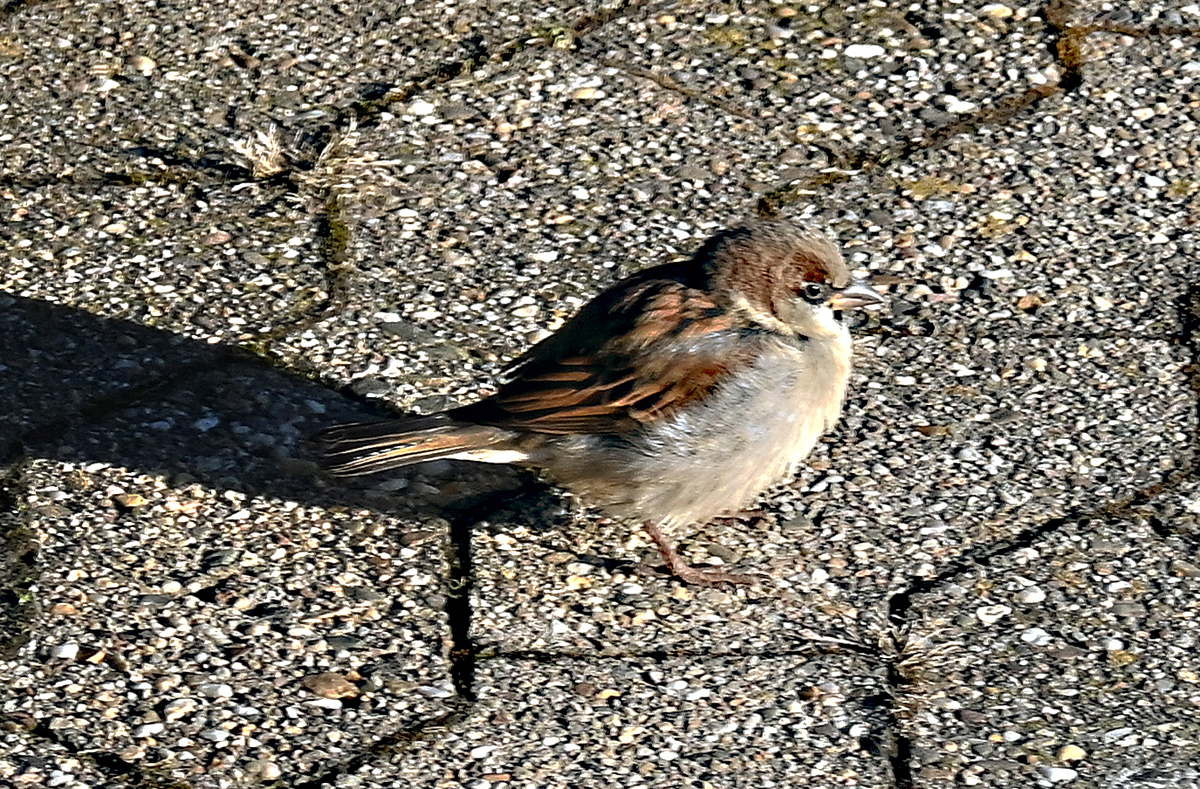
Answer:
642, 521, 754, 586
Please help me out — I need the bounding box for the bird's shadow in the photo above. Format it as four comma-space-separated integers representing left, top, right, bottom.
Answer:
2, 294, 528, 505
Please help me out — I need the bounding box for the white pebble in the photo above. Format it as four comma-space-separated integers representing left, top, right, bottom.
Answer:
199, 683, 233, 698
305, 698, 343, 710
247, 760, 281, 779
53, 643, 79, 660
1020, 627, 1052, 646
844, 44, 886, 59
1039, 766, 1079, 783
512, 304, 538, 318
134, 723, 164, 738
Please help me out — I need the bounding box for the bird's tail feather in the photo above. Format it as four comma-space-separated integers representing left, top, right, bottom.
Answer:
315, 416, 514, 476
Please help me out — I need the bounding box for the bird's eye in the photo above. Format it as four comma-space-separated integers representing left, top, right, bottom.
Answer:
798, 282, 828, 303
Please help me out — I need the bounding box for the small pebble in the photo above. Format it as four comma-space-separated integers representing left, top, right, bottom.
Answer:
1020, 627, 1052, 646
1014, 586, 1045, 604
302, 673, 358, 699
844, 44, 885, 59
199, 683, 233, 699
247, 760, 282, 780
113, 493, 147, 508
126, 54, 156, 74
163, 698, 197, 721
980, 4, 1013, 17
305, 698, 343, 710
1057, 745, 1086, 762
1039, 766, 1079, 783
976, 605, 1011, 624
134, 723, 164, 738
418, 684, 454, 699
53, 643, 79, 660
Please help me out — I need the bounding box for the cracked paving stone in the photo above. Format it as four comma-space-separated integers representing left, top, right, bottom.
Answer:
3, 323, 471, 785
814, 29, 1200, 340
838, 333, 1193, 571
899, 507, 1200, 787
4, 0, 1200, 787
350, 653, 893, 788
0, 0, 622, 181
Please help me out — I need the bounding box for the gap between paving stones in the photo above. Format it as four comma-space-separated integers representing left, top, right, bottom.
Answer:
11, 0, 1190, 382
270, 0, 1200, 393
879, 467, 1200, 789
309, 0, 651, 152
0, 459, 37, 660
247, 195, 356, 353
287, 707, 468, 789
4, 2, 652, 370
0, 0, 663, 693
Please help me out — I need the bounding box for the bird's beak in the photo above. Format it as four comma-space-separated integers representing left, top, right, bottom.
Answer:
829, 281, 887, 311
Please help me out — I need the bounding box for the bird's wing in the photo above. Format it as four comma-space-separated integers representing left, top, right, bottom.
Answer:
453, 273, 766, 435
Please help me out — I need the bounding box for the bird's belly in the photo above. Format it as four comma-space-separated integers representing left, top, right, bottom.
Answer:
548, 342, 850, 533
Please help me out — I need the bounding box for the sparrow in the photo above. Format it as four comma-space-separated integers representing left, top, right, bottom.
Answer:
317, 219, 884, 584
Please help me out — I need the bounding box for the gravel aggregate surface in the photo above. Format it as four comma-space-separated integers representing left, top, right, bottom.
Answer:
5, 183, 327, 344
903, 506, 1200, 787
3, 0, 1200, 787
352, 653, 892, 788
2, 459, 451, 788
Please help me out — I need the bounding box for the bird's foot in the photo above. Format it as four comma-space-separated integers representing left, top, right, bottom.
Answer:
641, 521, 757, 586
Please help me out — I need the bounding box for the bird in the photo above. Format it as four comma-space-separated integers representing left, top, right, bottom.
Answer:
316, 218, 884, 584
